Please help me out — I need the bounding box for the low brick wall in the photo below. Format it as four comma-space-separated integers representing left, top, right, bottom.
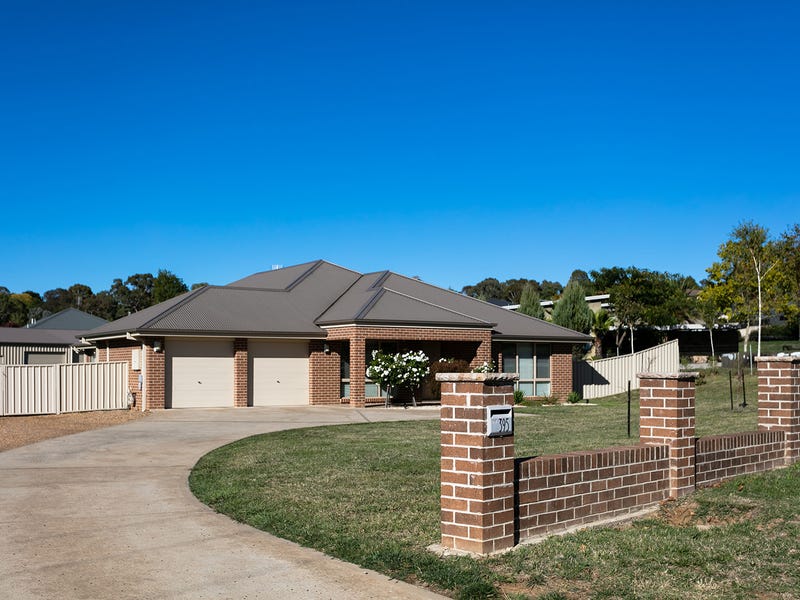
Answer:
516, 445, 669, 539
696, 430, 786, 486
437, 358, 800, 555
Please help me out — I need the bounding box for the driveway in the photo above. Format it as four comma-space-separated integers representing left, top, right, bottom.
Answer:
0, 406, 445, 599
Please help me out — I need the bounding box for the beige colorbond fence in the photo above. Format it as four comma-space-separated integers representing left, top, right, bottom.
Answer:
573, 339, 680, 400
0, 362, 130, 416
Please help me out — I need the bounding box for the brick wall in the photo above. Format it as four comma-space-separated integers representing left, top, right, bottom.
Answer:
696, 431, 785, 486
550, 344, 573, 401
144, 338, 165, 410
233, 338, 248, 407
309, 340, 343, 405
516, 445, 669, 540
440, 367, 800, 555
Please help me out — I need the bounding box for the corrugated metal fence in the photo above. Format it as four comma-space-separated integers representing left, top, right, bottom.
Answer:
574, 339, 680, 400
0, 362, 130, 416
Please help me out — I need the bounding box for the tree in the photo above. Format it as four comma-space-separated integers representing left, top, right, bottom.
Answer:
551, 281, 593, 334
518, 283, 545, 319
366, 350, 430, 407
605, 267, 692, 354
705, 221, 779, 356
504, 278, 537, 304
539, 280, 563, 301
462, 278, 505, 301
191, 282, 209, 291
111, 273, 155, 316
590, 309, 614, 358
568, 269, 595, 295
83, 291, 119, 321
775, 224, 800, 340
153, 269, 189, 304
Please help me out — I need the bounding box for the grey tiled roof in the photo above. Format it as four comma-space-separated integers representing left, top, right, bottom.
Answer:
82, 261, 592, 343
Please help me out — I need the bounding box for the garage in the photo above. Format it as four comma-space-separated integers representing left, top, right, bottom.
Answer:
166, 339, 234, 408
249, 340, 309, 406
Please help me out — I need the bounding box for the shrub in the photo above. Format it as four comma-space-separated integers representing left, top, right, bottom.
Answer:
567, 391, 582, 404
513, 389, 526, 404
472, 360, 497, 373
428, 358, 471, 399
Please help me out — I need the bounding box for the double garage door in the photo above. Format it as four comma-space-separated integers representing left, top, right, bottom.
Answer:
167, 339, 308, 408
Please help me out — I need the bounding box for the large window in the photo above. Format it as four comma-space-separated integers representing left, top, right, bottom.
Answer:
502, 343, 551, 396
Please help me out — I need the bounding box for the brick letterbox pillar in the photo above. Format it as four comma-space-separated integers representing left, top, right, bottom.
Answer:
756, 356, 800, 464
639, 372, 697, 498
436, 372, 518, 555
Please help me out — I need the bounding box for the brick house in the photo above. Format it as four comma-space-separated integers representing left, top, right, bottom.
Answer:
81, 261, 591, 410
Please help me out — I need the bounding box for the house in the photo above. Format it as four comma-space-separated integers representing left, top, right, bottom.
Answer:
0, 308, 107, 365
81, 261, 592, 410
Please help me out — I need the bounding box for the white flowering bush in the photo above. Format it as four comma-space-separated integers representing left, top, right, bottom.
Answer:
472, 360, 497, 373
366, 350, 430, 407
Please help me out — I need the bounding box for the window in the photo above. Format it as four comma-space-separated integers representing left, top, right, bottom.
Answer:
502, 343, 551, 396
340, 342, 350, 398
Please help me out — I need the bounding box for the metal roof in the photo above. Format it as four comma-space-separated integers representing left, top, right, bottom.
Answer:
0, 327, 85, 346
27, 308, 108, 330
82, 261, 592, 343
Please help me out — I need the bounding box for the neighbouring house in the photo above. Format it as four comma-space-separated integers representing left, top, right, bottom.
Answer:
81, 261, 592, 410
0, 308, 107, 365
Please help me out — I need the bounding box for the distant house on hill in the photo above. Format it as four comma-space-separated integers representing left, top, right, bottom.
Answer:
0, 309, 107, 365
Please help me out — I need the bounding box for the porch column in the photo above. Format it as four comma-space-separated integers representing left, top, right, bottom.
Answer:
756, 356, 800, 464
350, 336, 366, 408
639, 372, 697, 498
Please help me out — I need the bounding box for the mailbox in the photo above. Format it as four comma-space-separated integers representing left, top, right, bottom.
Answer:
486, 405, 514, 438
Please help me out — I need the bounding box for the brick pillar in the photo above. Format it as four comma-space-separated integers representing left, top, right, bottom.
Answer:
550, 344, 573, 401
756, 356, 800, 464
639, 372, 696, 498
350, 336, 366, 408
144, 338, 165, 410
233, 338, 248, 407
436, 372, 518, 555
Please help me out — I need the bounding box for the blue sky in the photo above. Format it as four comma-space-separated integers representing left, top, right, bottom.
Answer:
2, 1, 798, 295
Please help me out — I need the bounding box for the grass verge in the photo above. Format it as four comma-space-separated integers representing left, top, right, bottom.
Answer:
190, 369, 792, 599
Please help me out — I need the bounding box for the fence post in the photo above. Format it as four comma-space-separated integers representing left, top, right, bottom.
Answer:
756, 356, 800, 465
638, 372, 697, 498
436, 372, 518, 555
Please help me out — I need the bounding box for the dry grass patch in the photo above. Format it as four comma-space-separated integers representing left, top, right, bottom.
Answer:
0, 409, 149, 451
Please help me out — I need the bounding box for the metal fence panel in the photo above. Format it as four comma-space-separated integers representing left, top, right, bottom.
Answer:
1, 363, 129, 416
574, 340, 680, 400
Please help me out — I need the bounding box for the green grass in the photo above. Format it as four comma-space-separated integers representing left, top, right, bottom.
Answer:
190, 369, 791, 599
738, 337, 800, 355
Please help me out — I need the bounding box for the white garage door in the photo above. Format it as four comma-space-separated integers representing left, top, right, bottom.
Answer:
250, 340, 309, 406
167, 339, 233, 408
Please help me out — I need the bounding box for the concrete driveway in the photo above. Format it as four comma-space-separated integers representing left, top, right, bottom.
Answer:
0, 406, 445, 599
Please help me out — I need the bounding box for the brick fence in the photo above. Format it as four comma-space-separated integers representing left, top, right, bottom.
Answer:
436, 356, 800, 555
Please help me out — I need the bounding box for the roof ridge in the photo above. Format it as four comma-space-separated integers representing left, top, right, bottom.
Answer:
368, 271, 392, 290
313, 271, 366, 323
380, 287, 494, 325
285, 260, 324, 290
137, 286, 213, 329
354, 288, 386, 321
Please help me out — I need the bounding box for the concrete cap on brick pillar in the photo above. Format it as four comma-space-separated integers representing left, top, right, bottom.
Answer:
436, 373, 519, 384
755, 356, 800, 363
637, 372, 699, 380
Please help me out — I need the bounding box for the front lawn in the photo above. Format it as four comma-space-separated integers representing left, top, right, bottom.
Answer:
190, 369, 793, 599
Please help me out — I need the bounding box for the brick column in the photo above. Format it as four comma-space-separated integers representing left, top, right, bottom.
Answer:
756, 356, 800, 464
350, 336, 366, 408
144, 338, 165, 410
436, 372, 518, 555
550, 344, 573, 401
639, 372, 696, 498
233, 338, 248, 407
468, 331, 493, 370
